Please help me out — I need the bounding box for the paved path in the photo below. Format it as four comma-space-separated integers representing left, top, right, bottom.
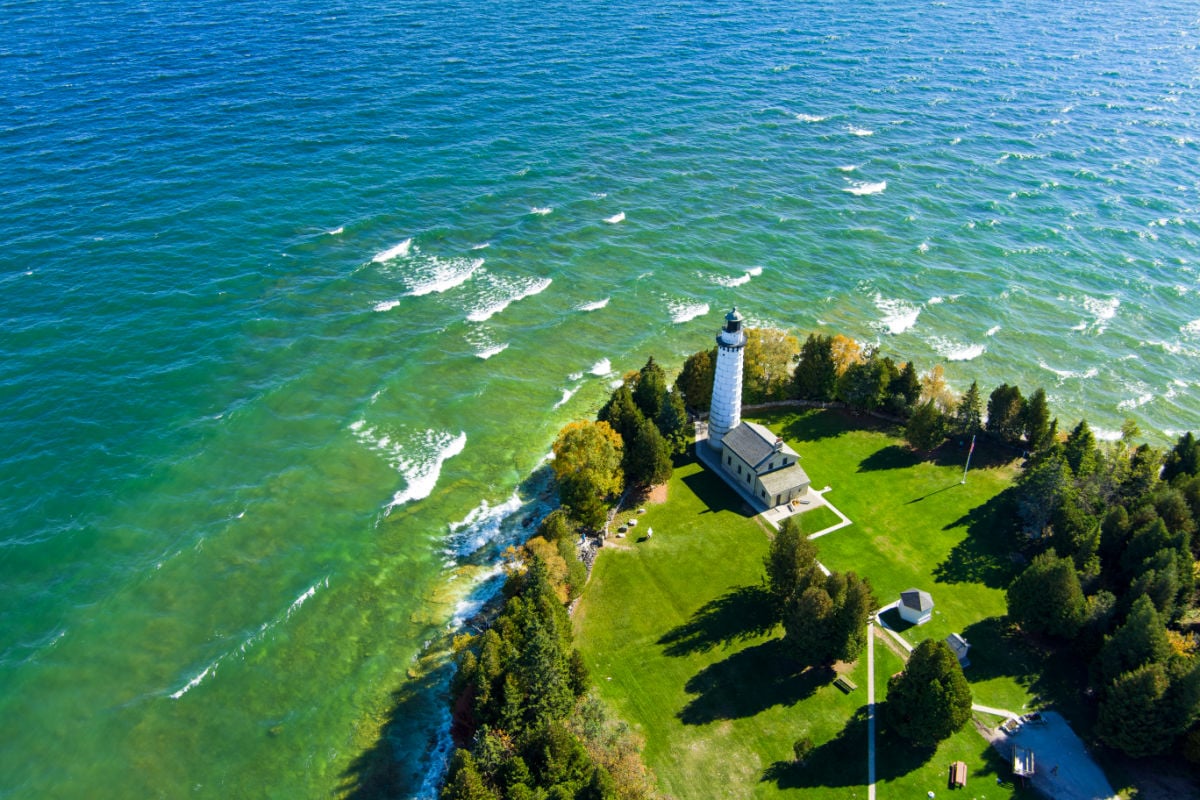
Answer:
866, 620, 876, 800
972, 703, 1020, 721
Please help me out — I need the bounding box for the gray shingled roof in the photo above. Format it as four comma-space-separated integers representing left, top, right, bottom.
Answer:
900, 588, 933, 612
723, 421, 800, 471
759, 463, 810, 496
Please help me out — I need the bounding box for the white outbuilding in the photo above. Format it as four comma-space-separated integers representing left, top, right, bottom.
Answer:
898, 588, 934, 625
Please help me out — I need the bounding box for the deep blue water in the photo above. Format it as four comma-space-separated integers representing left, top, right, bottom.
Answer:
2, 0, 1198, 796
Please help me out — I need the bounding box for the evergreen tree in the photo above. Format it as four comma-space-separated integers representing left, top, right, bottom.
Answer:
674, 348, 715, 413
1023, 387, 1053, 450
1064, 419, 1100, 477
884, 639, 973, 747
655, 389, 690, 456
597, 385, 643, 444
1097, 594, 1171, 686
986, 383, 1025, 444
1015, 451, 1072, 537
764, 517, 821, 609
905, 400, 946, 452
951, 380, 983, 438
891, 361, 923, 414
837, 357, 887, 412
624, 416, 672, 488
442, 750, 501, 800
1163, 431, 1200, 483
631, 357, 666, 421
1096, 662, 1174, 758
1006, 550, 1084, 639
792, 333, 837, 401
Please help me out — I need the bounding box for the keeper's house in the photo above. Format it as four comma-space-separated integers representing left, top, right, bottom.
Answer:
719, 421, 811, 508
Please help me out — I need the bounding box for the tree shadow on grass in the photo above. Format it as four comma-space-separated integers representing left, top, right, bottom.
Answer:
679, 639, 831, 725
934, 488, 1021, 589
681, 467, 754, 516
771, 408, 849, 443
658, 585, 778, 657
858, 444, 923, 472
761, 707, 936, 789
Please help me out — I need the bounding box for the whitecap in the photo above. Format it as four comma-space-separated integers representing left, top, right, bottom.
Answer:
950, 137, 962, 145
1092, 427, 1124, 442
568, 371, 583, 381
1038, 360, 1099, 381
466, 276, 552, 322
873, 295, 920, 335
475, 343, 509, 360
711, 272, 752, 288
918, 241, 930, 253
747, 266, 763, 277
844, 180, 887, 196
407, 258, 483, 297
1079, 295, 1120, 333
326, 226, 344, 236
1181, 319, 1200, 337
553, 387, 577, 409
837, 164, 858, 172
1118, 393, 1154, 411
929, 337, 985, 361
927, 296, 943, 305
589, 358, 612, 376
609, 378, 626, 389
796, 113, 826, 122
669, 301, 710, 324
577, 298, 610, 312
848, 126, 874, 136
604, 212, 626, 224
471, 242, 491, 250
530, 207, 553, 216
985, 325, 1001, 337
171, 661, 218, 699
384, 431, 468, 513
286, 581, 322, 620
373, 299, 401, 313
372, 238, 412, 263
446, 492, 523, 559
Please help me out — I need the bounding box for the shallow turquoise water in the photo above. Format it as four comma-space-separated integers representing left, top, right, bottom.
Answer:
1, 0, 1199, 796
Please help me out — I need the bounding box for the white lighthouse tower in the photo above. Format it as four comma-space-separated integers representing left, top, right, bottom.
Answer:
708, 307, 747, 452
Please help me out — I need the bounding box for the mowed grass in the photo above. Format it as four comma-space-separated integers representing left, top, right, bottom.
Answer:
574, 409, 1040, 799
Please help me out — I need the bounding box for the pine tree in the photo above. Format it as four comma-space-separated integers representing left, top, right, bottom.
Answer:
655, 389, 690, 455
1163, 431, 1200, 483
1096, 662, 1174, 757
884, 639, 973, 747
624, 416, 672, 488
1064, 419, 1099, 477
674, 349, 715, 413
764, 517, 821, 609
1023, 387, 1053, 450
597, 385, 643, 443
632, 357, 666, 421
905, 400, 946, 452
1006, 550, 1084, 638
1097, 594, 1172, 686
986, 383, 1025, 444
951, 380, 983, 437
793, 333, 837, 401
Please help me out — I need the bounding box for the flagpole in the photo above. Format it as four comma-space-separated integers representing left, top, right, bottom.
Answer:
961, 435, 975, 484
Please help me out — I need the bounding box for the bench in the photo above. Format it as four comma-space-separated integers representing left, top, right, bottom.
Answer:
833, 676, 857, 693
949, 760, 967, 788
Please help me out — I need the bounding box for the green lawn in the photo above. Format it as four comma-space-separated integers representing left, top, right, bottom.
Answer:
574, 409, 1043, 799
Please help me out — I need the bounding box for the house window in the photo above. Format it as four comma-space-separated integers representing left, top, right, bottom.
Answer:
727, 455, 731, 465
747, 473, 752, 484
737, 464, 741, 475
776, 494, 782, 505
769, 461, 774, 470
761, 489, 766, 498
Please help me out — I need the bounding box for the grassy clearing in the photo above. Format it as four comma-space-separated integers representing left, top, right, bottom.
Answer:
574, 409, 1050, 798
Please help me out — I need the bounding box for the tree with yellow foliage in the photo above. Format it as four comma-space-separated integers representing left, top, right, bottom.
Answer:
551, 420, 624, 529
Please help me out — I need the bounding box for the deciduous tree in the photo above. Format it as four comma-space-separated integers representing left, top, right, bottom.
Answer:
744, 328, 798, 402
552, 421, 624, 529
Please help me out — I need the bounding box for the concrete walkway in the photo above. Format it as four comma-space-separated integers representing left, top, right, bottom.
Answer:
866, 619, 876, 800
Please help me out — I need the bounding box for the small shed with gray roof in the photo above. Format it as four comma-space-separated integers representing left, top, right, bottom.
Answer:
718, 421, 810, 508
898, 588, 934, 625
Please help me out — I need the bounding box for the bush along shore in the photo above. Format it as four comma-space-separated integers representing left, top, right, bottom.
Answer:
440, 329, 1200, 797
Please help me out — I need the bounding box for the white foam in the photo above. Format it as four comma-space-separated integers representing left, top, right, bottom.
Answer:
577, 298, 610, 312
837, 164, 858, 172
372, 238, 412, 263
327, 226, 344, 236
873, 295, 920, 335
530, 207, 553, 216
796, 113, 826, 122
918, 241, 930, 253
553, 387, 577, 409
590, 358, 612, 376
927, 296, 943, 305
669, 301, 710, 324
170, 661, 217, 699
446, 492, 523, 558
712, 272, 752, 288
1118, 393, 1154, 411
609, 378, 626, 389
930, 337, 985, 361
1038, 360, 1099, 381
475, 343, 509, 360
466, 276, 552, 322
568, 371, 584, 381
604, 212, 626, 224
385, 432, 467, 513
848, 126, 874, 136
1079, 295, 1120, 333
1182, 319, 1200, 337
286, 580, 323, 620
407, 258, 482, 297
747, 266, 763, 277
1092, 427, 1124, 442
950, 137, 962, 145
985, 326, 1001, 337
845, 180, 887, 196
471, 242, 491, 250
373, 299, 401, 313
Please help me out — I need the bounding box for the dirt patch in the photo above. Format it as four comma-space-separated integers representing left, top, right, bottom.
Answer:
646, 483, 669, 504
